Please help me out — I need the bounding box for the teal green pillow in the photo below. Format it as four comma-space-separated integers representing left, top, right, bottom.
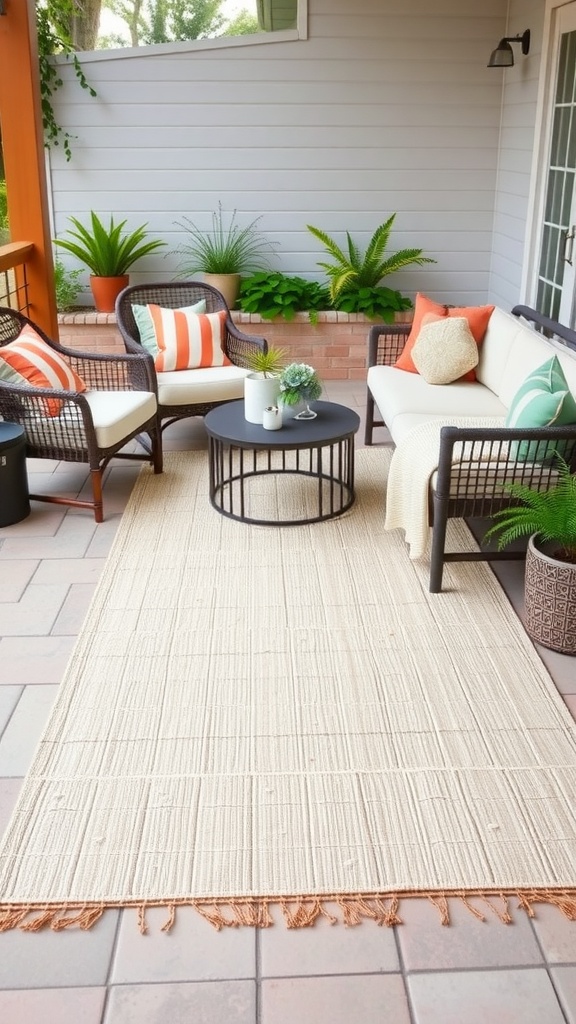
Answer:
132, 300, 206, 358
505, 356, 576, 462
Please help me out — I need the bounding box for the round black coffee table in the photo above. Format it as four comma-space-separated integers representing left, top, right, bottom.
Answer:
204, 400, 360, 525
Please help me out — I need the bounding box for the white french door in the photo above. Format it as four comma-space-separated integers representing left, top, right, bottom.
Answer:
536, 2, 576, 326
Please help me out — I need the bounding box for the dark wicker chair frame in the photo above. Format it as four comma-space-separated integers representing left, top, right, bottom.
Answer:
0, 307, 163, 523
115, 281, 267, 432
365, 304, 576, 592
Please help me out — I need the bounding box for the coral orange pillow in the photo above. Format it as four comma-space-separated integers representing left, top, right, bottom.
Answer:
395, 293, 494, 381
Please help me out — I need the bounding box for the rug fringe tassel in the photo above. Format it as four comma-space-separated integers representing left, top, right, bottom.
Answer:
1, 890, 576, 932
193, 900, 273, 931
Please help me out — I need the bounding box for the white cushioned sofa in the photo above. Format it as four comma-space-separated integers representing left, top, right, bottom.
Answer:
365, 305, 576, 591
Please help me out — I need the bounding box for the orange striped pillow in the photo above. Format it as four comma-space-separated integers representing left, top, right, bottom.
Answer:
144, 306, 232, 371
0, 326, 86, 416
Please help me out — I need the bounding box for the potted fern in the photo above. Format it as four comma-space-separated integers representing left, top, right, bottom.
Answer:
485, 456, 576, 654
54, 213, 166, 312
243, 346, 287, 424
307, 214, 435, 322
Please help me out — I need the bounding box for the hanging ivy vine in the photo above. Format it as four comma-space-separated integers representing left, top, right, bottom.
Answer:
36, 1, 97, 161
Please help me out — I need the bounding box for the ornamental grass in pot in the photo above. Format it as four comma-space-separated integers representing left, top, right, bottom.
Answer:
485, 456, 576, 655
173, 204, 277, 310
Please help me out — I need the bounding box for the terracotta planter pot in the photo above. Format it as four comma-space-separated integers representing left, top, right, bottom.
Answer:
203, 273, 241, 310
90, 275, 129, 313
525, 535, 576, 655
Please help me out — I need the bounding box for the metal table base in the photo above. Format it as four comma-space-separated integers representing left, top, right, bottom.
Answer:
205, 401, 360, 526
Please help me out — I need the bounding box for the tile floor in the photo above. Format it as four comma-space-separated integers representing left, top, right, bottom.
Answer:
0, 380, 575, 1024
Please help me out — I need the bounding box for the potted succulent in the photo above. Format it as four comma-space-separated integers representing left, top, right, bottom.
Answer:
243, 346, 287, 424
173, 204, 277, 310
279, 362, 323, 421
485, 455, 576, 654
307, 214, 435, 322
54, 212, 166, 312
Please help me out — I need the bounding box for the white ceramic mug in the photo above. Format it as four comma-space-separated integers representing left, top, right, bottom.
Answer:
262, 405, 282, 430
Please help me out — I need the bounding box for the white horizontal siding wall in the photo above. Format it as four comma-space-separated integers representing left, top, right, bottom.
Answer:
488, 0, 546, 310
49, 0, 508, 306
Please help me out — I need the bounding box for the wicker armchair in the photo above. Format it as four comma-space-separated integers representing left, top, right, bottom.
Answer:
0, 307, 162, 523
115, 281, 267, 432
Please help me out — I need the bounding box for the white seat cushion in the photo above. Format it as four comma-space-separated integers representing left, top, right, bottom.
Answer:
367, 365, 506, 443
24, 391, 157, 452
157, 365, 249, 406
84, 390, 157, 448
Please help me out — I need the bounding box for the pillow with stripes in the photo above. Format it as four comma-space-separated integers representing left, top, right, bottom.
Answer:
132, 303, 231, 371
0, 326, 86, 417
132, 300, 206, 358
505, 355, 576, 462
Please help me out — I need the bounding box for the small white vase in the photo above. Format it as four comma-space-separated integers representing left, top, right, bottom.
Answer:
262, 405, 282, 430
244, 374, 281, 424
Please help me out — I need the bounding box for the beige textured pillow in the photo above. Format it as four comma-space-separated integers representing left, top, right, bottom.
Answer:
411, 316, 479, 384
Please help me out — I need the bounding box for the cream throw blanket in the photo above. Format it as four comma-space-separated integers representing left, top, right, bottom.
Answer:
384, 417, 505, 559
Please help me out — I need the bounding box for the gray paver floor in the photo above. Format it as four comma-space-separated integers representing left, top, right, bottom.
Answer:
0, 381, 575, 1024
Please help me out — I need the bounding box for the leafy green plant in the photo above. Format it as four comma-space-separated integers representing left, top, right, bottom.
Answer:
53, 258, 83, 310
173, 205, 276, 276
484, 455, 576, 562
279, 363, 323, 406
54, 213, 166, 276
307, 215, 435, 302
334, 285, 412, 322
0, 179, 9, 243
36, 0, 97, 161
238, 272, 331, 322
245, 346, 287, 377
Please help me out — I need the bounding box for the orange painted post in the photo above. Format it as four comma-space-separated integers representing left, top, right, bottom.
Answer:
0, 0, 58, 337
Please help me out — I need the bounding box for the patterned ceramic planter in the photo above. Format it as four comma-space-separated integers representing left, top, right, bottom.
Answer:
525, 535, 576, 655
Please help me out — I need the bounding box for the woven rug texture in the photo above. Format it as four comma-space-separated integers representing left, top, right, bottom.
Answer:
1, 446, 576, 931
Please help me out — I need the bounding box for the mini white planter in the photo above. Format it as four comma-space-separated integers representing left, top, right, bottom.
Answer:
244, 374, 281, 424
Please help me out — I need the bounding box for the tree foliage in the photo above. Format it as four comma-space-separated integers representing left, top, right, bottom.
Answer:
102, 0, 227, 46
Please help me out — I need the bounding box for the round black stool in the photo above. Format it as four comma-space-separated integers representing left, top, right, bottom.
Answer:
0, 422, 31, 527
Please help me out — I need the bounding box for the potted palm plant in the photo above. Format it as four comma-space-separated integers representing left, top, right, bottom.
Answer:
173, 204, 277, 310
307, 214, 435, 321
54, 212, 166, 312
485, 455, 576, 654
243, 346, 287, 424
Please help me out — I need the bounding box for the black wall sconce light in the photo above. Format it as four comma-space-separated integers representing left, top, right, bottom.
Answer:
488, 29, 530, 67
0, 1, 6, 15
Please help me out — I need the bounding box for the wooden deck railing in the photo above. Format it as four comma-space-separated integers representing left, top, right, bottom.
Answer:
0, 241, 34, 314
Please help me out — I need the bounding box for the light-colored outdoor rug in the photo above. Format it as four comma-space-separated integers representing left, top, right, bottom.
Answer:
1, 446, 576, 933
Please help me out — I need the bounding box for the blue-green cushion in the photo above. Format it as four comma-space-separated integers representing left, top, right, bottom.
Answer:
505, 356, 576, 462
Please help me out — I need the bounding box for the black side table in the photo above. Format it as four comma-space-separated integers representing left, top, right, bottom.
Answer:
0, 423, 31, 527
204, 400, 360, 525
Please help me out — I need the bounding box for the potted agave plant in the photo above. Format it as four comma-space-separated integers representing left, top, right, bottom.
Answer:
55, 212, 166, 312
243, 346, 287, 424
485, 455, 576, 655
